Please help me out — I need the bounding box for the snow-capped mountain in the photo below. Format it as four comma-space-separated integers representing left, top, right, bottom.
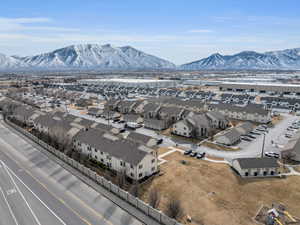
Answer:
20, 44, 175, 70
181, 48, 300, 70
0, 53, 27, 69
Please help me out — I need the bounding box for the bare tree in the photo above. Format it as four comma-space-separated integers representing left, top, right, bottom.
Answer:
149, 188, 160, 209
165, 195, 184, 219
2, 103, 18, 120
50, 126, 72, 153
116, 171, 126, 189
130, 182, 139, 197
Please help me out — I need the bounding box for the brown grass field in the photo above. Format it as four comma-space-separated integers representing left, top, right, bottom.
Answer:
140, 152, 300, 225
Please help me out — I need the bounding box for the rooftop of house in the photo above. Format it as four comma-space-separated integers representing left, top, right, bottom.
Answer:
235, 158, 279, 169
74, 128, 151, 165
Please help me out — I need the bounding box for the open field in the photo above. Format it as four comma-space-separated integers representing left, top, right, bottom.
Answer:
140, 152, 300, 225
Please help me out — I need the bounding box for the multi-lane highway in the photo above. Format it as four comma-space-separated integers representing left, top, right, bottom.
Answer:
0, 119, 145, 225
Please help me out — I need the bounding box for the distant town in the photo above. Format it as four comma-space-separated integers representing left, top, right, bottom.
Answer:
0, 70, 299, 225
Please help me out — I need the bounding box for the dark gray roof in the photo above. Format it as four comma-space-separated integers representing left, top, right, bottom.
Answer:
221, 128, 241, 142
74, 128, 150, 165
127, 132, 154, 145
236, 158, 279, 169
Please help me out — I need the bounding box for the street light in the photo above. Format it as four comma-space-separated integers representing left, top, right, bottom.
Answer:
261, 130, 268, 158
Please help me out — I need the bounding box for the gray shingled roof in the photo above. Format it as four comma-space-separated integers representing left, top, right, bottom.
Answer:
236, 158, 279, 169
74, 128, 149, 165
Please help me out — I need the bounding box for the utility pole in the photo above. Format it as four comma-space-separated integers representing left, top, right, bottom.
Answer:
261, 132, 266, 158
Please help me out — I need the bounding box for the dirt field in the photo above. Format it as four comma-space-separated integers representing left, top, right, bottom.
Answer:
140, 152, 300, 225
157, 147, 174, 155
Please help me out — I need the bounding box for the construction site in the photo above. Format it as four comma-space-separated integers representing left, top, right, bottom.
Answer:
255, 203, 300, 225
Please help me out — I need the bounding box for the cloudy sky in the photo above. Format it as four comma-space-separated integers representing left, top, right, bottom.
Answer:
1, 0, 300, 64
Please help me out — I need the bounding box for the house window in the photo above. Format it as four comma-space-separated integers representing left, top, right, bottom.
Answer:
130, 173, 134, 177
100, 151, 103, 155
139, 164, 143, 169
94, 149, 98, 152
101, 159, 104, 162
151, 159, 155, 163
151, 167, 155, 171
139, 173, 143, 177
94, 155, 98, 159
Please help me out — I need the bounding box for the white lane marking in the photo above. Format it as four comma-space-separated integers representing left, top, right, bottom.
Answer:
0, 187, 19, 225
2, 161, 42, 225
3, 162, 67, 225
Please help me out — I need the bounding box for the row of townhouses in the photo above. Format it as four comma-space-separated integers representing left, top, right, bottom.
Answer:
0, 97, 159, 181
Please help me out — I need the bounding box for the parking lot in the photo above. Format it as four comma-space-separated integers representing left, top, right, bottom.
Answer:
194, 113, 299, 160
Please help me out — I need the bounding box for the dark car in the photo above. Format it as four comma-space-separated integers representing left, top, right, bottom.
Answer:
156, 138, 163, 145
241, 137, 252, 142
250, 131, 261, 135
196, 152, 206, 159
189, 151, 197, 157
184, 149, 192, 155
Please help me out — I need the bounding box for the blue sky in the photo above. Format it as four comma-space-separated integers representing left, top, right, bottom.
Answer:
1, 0, 300, 64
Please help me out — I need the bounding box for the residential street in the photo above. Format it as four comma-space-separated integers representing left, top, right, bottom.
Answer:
0, 120, 144, 225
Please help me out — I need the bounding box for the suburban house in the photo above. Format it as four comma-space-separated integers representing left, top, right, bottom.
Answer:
172, 112, 211, 138
157, 106, 186, 124
143, 103, 161, 119
87, 108, 103, 117
209, 103, 271, 123
72, 128, 158, 180
235, 122, 254, 135
144, 118, 169, 130
232, 158, 280, 178
123, 114, 143, 124
126, 132, 158, 148
101, 109, 121, 120
206, 111, 229, 129
116, 100, 139, 114
215, 128, 241, 146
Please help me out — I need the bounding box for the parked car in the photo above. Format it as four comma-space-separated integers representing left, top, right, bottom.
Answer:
256, 128, 266, 132
196, 152, 206, 159
245, 134, 256, 139
189, 151, 197, 157
285, 134, 293, 138
241, 137, 252, 142
156, 138, 163, 145
184, 149, 192, 155
119, 128, 126, 133
250, 131, 261, 135
265, 152, 279, 158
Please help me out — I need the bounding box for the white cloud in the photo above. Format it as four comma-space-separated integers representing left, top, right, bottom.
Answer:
0, 17, 78, 32
188, 29, 213, 33
0, 17, 51, 24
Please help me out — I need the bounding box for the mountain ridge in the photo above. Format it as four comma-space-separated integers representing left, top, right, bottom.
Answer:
181, 48, 300, 70
1, 45, 300, 71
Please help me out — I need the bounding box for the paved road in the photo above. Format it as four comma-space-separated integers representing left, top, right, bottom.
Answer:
0, 120, 144, 225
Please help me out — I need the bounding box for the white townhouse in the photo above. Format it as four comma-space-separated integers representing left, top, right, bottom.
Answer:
232, 158, 280, 178
209, 103, 271, 124
73, 128, 158, 181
